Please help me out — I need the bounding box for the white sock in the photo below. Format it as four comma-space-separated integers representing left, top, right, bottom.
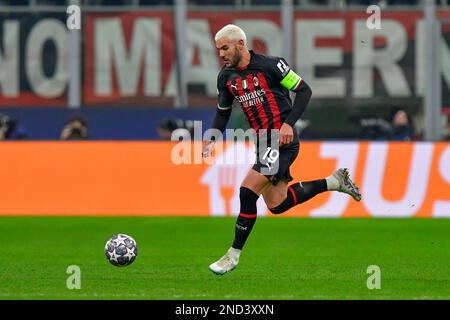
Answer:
325, 175, 339, 191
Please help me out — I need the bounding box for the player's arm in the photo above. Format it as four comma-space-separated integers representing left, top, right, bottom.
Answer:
203, 73, 234, 157
211, 71, 234, 132
274, 58, 312, 144
203, 104, 232, 158
211, 104, 232, 133
282, 72, 312, 127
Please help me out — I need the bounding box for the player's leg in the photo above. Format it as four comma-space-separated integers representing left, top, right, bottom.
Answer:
260, 138, 361, 213
231, 168, 269, 250
263, 177, 327, 213
209, 169, 269, 275
259, 139, 326, 212
265, 168, 361, 215
260, 180, 288, 209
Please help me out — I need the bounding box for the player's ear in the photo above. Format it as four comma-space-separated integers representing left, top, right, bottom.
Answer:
237, 39, 245, 49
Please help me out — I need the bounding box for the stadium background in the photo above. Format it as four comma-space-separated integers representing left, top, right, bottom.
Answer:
0, 0, 449, 300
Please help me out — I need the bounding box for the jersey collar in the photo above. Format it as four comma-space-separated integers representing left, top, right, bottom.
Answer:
235, 50, 254, 71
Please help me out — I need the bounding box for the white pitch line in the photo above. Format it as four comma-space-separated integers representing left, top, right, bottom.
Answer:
0, 293, 449, 299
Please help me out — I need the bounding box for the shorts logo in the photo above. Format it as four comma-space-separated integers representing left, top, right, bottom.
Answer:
242, 79, 248, 90
253, 76, 259, 87
262, 147, 280, 171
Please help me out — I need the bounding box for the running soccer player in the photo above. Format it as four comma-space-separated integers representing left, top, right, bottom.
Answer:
203, 24, 361, 275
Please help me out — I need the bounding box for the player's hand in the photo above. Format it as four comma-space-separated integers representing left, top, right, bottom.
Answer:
202, 140, 215, 158
279, 123, 294, 146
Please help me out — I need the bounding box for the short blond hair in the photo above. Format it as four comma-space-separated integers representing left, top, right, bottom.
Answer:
214, 24, 247, 45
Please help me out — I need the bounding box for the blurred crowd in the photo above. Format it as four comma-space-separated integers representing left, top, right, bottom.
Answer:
0, 113, 90, 141
0, 113, 29, 140
142, 110, 450, 141
109, 110, 450, 141
356, 109, 415, 141
0, 0, 441, 6
1, 110, 450, 141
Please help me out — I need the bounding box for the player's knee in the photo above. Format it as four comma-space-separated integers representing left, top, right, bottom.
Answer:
240, 186, 259, 203
269, 203, 286, 214
239, 187, 260, 215
268, 197, 290, 214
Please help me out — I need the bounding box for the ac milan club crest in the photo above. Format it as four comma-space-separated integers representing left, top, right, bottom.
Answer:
253, 76, 259, 87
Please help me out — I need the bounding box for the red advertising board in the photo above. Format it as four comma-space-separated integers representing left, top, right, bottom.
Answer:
1, 10, 450, 107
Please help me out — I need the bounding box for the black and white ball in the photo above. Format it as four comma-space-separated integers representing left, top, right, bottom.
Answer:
105, 234, 138, 267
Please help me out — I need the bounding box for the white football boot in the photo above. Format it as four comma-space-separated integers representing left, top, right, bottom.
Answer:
209, 247, 241, 275
329, 168, 362, 202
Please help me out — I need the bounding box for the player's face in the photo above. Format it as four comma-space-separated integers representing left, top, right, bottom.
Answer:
216, 37, 242, 68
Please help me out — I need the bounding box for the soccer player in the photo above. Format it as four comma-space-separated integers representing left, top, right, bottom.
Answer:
203, 24, 361, 275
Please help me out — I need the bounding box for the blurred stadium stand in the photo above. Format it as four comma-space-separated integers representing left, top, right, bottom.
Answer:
0, 108, 215, 140
0, 0, 448, 140
1, 0, 446, 6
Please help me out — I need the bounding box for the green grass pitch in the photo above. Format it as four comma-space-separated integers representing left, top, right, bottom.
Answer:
0, 217, 449, 300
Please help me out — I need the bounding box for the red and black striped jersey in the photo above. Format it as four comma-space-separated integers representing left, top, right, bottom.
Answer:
217, 50, 303, 133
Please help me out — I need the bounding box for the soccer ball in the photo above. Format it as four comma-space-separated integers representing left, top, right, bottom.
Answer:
104, 234, 138, 267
